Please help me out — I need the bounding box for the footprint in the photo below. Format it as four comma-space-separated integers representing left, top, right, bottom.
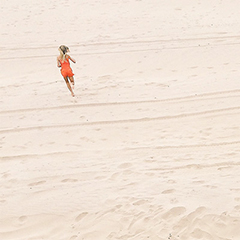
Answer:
98, 75, 111, 81
218, 166, 231, 171
69, 235, 78, 240
110, 172, 121, 180
162, 189, 175, 194
95, 176, 106, 180
1, 173, 10, 179
9, 179, 18, 183
19, 216, 27, 222
162, 207, 186, 219
145, 172, 155, 176
192, 180, 205, 184
28, 181, 46, 186
115, 204, 122, 209
180, 206, 206, 223
133, 199, 148, 206
61, 179, 78, 183
118, 163, 132, 169
230, 188, 240, 192
234, 205, 240, 211
170, 198, 178, 204
204, 185, 217, 189
75, 212, 88, 222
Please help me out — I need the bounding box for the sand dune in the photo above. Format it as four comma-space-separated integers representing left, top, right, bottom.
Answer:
1, 0, 240, 239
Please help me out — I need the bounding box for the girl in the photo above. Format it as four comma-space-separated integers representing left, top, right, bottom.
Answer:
57, 45, 76, 97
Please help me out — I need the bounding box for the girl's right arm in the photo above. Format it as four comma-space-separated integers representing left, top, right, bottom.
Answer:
57, 57, 61, 68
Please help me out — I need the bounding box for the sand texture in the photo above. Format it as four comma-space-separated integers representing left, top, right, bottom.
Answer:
1, 0, 240, 239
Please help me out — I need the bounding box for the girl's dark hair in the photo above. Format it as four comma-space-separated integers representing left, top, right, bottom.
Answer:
59, 45, 69, 54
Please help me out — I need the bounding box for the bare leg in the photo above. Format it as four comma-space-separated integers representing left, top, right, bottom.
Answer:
69, 76, 75, 89
64, 77, 75, 97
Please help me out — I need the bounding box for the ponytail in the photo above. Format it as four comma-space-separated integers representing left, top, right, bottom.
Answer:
58, 45, 69, 61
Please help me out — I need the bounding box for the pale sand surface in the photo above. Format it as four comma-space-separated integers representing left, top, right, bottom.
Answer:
1, 0, 240, 239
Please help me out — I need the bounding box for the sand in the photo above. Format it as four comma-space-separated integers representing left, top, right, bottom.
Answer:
1, 0, 240, 239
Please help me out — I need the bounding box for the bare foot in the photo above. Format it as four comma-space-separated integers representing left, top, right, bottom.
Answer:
71, 92, 75, 97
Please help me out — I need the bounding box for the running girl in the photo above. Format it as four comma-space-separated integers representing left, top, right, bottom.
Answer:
57, 45, 76, 97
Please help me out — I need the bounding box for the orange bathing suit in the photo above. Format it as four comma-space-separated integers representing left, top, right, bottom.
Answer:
60, 57, 74, 78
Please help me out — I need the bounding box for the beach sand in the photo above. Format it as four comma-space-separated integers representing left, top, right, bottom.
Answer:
1, 0, 240, 239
